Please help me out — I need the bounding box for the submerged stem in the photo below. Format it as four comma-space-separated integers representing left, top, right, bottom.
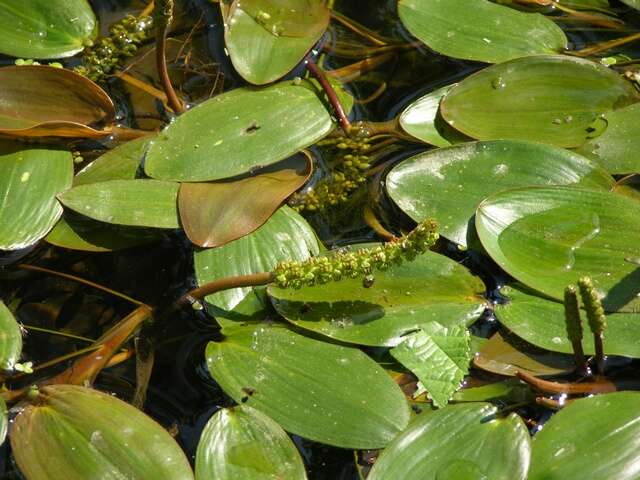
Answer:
305, 56, 351, 134
155, 0, 185, 114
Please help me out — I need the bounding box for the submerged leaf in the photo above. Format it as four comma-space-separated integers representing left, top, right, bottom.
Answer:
195, 405, 306, 480
11, 385, 194, 480
390, 323, 471, 408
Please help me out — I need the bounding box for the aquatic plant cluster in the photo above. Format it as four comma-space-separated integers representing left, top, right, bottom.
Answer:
0, 0, 639, 479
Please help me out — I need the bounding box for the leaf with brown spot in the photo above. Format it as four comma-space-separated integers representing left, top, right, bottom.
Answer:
0, 65, 114, 139
179, 153, 312, 248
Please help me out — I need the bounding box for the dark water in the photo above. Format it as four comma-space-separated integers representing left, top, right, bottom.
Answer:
1, 0, 639, 478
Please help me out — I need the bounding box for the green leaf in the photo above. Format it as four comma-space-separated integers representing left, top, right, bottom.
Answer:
268, 250, 486, 346
0, 0, 96, 59
195, 405, 306, 480
206, 323, 411, 449
495, 284, 640, 358
390, 323, 471, 408
476, 186, 640, 312
620, 0, 639, 9
10, 385, 194, 480
0, 396, 6, 446
194, 206, 321, 313
0, 301, 22, 371
440, 55, 640, 148
397, 0, 566, 63
0, 142, 73, 250
575, 102, 640, 174
368, 403, 531, 480
145, 82, 339, 181
58, 179, 180, 229
74, 136, 151, 186
387, 140, 614, 247
398, 84, 468, 147
529, 392, 640, 480
222, 0, 329, 85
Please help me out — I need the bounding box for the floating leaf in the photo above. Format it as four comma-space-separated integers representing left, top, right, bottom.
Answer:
0, 301, 22, 371
11, 385, 194, 480
368, 403, 530, 480
74, 136, 151, 186
440, 55, 639, 148
46, 212, 162, 252
474, 330, 575, 377
390, 323, 471, 408
398, 84, 467, 147
0, 397, 6, 446
223, 0, 329, 84
145, 82, 342, 181
179, 153, 312, 248
269, 250, 486, 346
452, 378, 533, 403
620, 0, 640, 9
0, 0, 96, 59
398, 0, 566, 63
575, 102, 640, 174
0, 66, 114, 138
206, 323, 410, 448
476, 186, 640, 312
495, 284, 640, 358
0, 142, 73, 250
194, 206, 321, 313
529, 392, 640, 480
58, 180, 180, 229
195, 405, 306, 480
387, 140, 614, 247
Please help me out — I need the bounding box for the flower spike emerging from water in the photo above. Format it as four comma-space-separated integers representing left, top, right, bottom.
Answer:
564, 285, 586, 372
273, 219, 438, 289
578, 276, 607, 374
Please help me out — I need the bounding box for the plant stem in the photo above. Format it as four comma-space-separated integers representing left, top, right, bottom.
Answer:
364, 205, 397, 241
305, 56, 351, 134
21, 325, 95, 343
515, 370, 616, 394
178, 272, 275, 307
16, 264, 149, 309
573, 32, 640, 57
330, 11, 399, 46
155, 0, 185, 114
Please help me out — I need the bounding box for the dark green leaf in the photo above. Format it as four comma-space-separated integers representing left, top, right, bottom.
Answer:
0, 301, 22, 371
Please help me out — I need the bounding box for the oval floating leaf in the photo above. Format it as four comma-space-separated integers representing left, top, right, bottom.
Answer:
145, 82, 339, 181
398, 0, 566, 63
223, 0, 329, 85
59, 179, 180, 229
269, 250, 486, 346
529, 392, 640, 480
0, 142, 73, 250
575, 102, 640, 174
194, 206, 320, 313
0, 66, 114, 138
195, 405, 306, 480
476, 186, 640, 312
0, 301, 22, 371
387, 140, 614, 247
368, 403, 530, 480
495, 284, 640, 358
11, 384, 194, 480
179, 153, 312, 248
74, 136, 151, 186
440, 55, 639, 148
206, 324, 411, 448
0, 0, 96, 59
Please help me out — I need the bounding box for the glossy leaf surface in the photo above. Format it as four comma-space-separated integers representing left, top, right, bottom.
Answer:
145, 82, 338, 181
59, 180, 180, 229
194, 206, 321, 312
0, 0, 96, 59
195, 405, 306, 480
495, 284, 640, 358
530, 392, 640, 480
0, 301, 22, 371
74, 137, 151, 186
11, 385, 194, 480
0, 142, 73, 250
0, 66, 114, 138
179, 154, 312, 248
206, 324, 410, 448
368, 403, 530, 480
398, 0, 566, 63
269, 250, 486, 346
441, 55, 639, 147
387, 140, 614, 246
476, 186, 640, 312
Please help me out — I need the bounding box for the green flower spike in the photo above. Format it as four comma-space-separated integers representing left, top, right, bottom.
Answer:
577, 276, 607, 374
564, 285, 586, 372
273, 219, 438, 289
